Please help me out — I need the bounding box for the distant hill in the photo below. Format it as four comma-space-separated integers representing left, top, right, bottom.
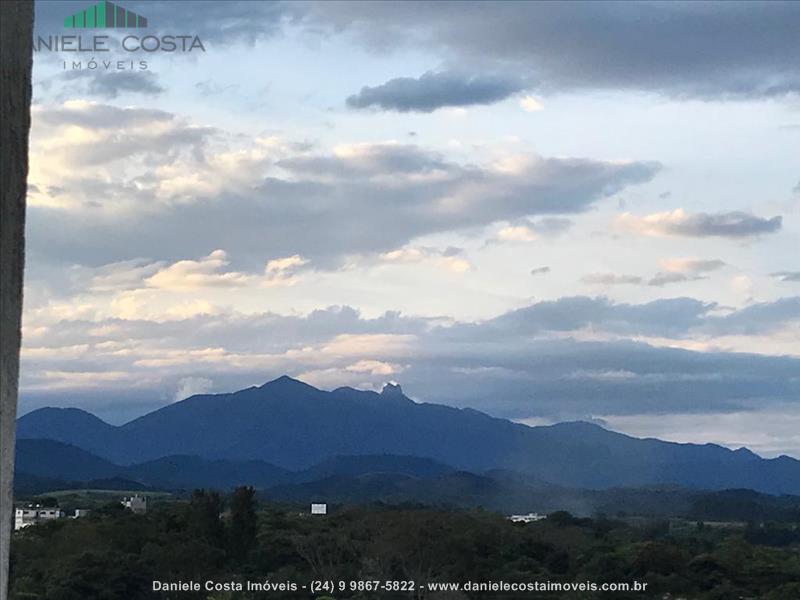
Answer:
264, 471, 800, 521
293, 454, 453, 483
15, 439, 118, 481
14, 440, 451, 493
14, 439, 800, 521
16, 407, 119, 458
123, 455, 290, 490
16, 376, 800, 494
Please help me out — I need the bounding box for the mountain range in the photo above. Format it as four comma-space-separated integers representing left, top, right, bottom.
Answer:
16, 375, 800, 495
15, 439, 800, 521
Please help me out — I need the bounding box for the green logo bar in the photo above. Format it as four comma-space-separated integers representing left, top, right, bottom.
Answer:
64, 1, 148, 29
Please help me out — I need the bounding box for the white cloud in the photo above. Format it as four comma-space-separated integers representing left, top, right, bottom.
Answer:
266, 255, 308, 273
603, 410, 800, 458
379, 246, 473, 273
146, 250, 253, 290
659, 258, 727, 273
345, 359, 403, 376
174, 376, 214, 402
497, 225, 537, 242
519, 95, 544, 112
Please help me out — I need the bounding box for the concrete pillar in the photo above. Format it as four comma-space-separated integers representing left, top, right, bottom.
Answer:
0, 2, 34, 599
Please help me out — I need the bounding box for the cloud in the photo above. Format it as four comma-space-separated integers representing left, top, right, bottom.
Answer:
494, 217, 573, 243
266, 255, 308, 273
519, 95, 544, 112
29, 102, 216, 192
346, 71, 528, 112
645, 258, 727, 286
83, 259, 166, 292
379, 246, 472, 273
34, 1, 299, 46
174, 376, 213, 402
28, 103, 660, 268
616, 209, 782, 239
37, 3, 798, 100
18, 296, 800, 425
306, 1, 800, 99
60, 71, 165, 99
771, 271, 800, 283
33, 100, 174, 130
602, 409, 800, 458
132, 250, 309, 291
658, 258, 727, 274
582, 273, 643, 286
145, 250, 254, 290
706, 296, 800, 336
530, 266, 550, 276
648, 272, 703, 287
579, 258, 728, 288
497, 225, 537, 243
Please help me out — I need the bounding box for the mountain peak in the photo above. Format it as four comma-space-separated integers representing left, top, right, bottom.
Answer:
733, 447, 759, 459
381, 381, 404, 397
260, 375, 316, 391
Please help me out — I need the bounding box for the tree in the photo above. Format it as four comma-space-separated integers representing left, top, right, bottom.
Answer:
228, 486, 257, 562
188, 489, 224, 546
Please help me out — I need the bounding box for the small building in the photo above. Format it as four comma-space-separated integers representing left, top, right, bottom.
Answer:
508, 512, 547, 523
310, 503, 327, 515
14, 506, 63, 530
121, 495, 147, 514
72, 509, 91, 519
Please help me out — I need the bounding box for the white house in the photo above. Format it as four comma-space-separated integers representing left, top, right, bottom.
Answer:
14, 506, 63, 531
508, 512, 547, 523
310, 503, 327, 515
121, 495, 147, 514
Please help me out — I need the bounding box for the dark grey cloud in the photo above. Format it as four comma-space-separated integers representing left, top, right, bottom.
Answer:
669, 259, 727, 273
706, 296, 800, 336
38, 2, 798, 100
39, 295, 775, 352
307, 1, 800, 99
35, 1, 298, 45
38, 2, 798, 99
60, 71, 165, 99
771, 271, 800, 283
19, 296, 800, 423
582, 273, 643, 286
463, 296, 717, 339
277, 143, 450, 176
346, 71, 527, 112
648, 272, 705, 287
619, 210, 782, 238
674, 212, 783, 238
581, 258, 727, 287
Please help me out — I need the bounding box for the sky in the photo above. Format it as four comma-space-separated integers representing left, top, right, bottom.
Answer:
21, 1, 800, 457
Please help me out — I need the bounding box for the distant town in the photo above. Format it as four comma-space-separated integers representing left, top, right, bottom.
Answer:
14, 494, 147, 530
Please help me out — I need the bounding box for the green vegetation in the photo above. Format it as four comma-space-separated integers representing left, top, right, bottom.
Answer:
29, 489, 171, 512
9, 490, 800, 599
